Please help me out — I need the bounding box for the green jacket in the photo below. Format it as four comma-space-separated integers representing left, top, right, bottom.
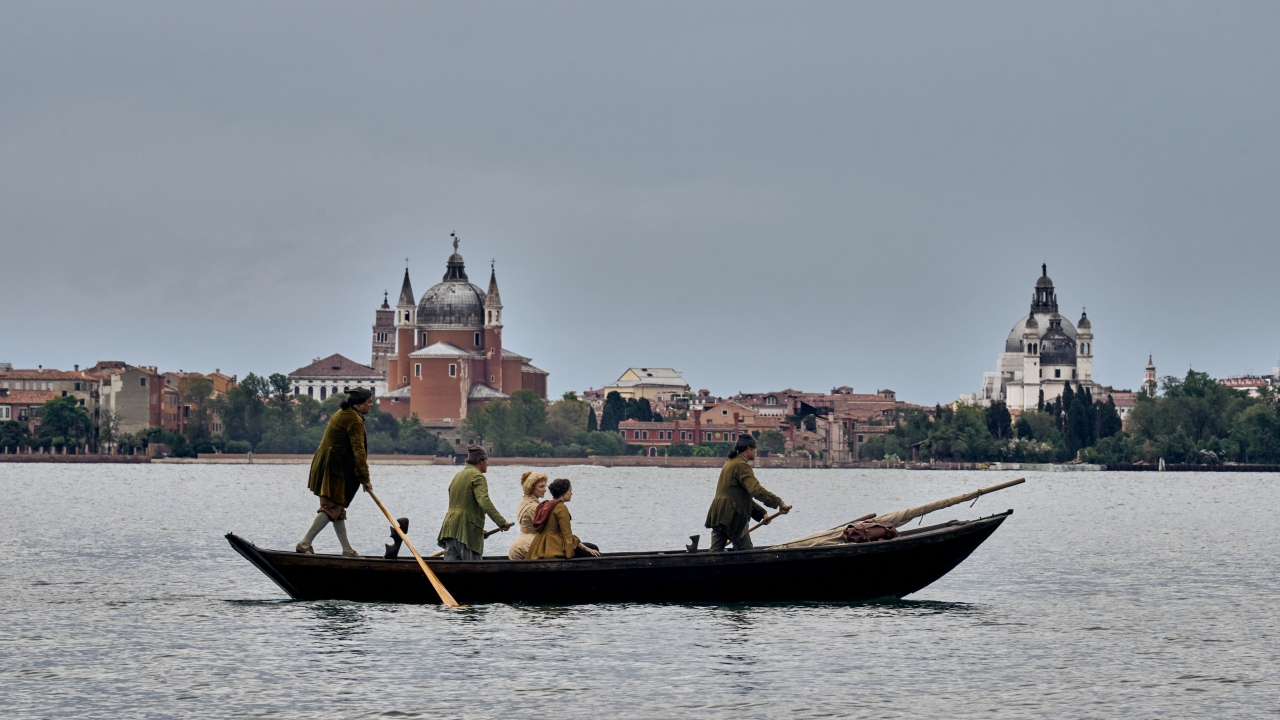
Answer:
437, 464, 508, 554
704, 454, 783, 537
307, 408, 370, 508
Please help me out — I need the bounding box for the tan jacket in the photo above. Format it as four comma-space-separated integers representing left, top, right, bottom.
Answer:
526, 502, 581, 560
507, 495, 539, 559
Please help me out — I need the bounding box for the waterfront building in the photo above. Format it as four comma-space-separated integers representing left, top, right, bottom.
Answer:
963, 265, 1102, 411
371, 236, 548, 426
288, 354, 385, 400
88, 361, 163, 434
0, 366, 101, 424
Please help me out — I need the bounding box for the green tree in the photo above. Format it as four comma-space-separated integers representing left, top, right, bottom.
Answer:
586, 406, 598, 432
985, 401, 1011, 440
180, 375, 215, 446
37, 396, 92, 446
759, 429, 787, 456
1098, 395, 1123, 439
544, 392, 590, 446
600, 391, 626, 432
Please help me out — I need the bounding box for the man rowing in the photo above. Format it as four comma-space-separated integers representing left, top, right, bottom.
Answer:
297, 387, 374, 557
436, 444, 513, 561
705, 433, 792, 552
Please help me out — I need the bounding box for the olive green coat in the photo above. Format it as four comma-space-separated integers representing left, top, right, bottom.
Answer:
307, 408, 370, 508
704, 454, 783, 537
437, 464, 508, 554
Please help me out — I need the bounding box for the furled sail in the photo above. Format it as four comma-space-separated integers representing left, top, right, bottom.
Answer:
771, 478, 1025, 549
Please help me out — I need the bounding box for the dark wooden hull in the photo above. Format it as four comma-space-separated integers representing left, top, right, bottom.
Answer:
226, 510, 1011, 605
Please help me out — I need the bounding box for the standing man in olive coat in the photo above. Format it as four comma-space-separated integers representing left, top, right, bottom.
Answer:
705, 434, 792, 552
436, 445, 513, 560
296, 387, 374, 557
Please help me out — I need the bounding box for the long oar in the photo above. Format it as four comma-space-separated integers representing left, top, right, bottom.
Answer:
748, 505, 806, 533
366, 488, 462, 608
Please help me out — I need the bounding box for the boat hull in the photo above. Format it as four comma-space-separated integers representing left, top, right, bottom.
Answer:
226, 511, 1010, 605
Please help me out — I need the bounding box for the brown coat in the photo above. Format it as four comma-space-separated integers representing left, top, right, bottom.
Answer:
307, 408, 369, 508
704, 454, 782, 537
526, 502, 581, 560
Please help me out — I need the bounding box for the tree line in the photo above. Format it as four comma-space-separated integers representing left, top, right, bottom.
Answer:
858, 370, 1280, 465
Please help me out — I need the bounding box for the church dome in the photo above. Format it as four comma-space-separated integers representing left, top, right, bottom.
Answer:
417, 237, 486, 329
1036, 274, 1054, 289
418, 281, 485, 328
1006, 313, 1074, 352
1038, 315, 1077, 365
1077, 310, 1091, 329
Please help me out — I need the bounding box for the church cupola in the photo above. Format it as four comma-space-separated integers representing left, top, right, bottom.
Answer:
443, 233, 468, 281
485, 261, 503, 328
1144, 355, 1157, 396
1030, 263, 1059, 314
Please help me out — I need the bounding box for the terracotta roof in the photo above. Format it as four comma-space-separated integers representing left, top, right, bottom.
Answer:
288, 354, 381, 379
0, 389, 57, 405
521, 364, 548, 376
410, 342, 481, 359
0, 369, 99, 381
502, 348, 530, 361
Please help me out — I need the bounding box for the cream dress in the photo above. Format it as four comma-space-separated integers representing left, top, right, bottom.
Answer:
507, 494, 540, 559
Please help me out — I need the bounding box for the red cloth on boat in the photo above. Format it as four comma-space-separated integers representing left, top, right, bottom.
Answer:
532, 499, 564, 532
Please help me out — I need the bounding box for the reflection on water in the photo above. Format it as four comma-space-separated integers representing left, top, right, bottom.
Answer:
3, 465, 1279, 718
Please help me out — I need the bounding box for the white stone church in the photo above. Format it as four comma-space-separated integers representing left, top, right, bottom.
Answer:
962, 265, 1100, 411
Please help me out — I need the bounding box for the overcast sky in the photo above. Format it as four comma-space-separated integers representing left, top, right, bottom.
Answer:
3, 2, 1278, 404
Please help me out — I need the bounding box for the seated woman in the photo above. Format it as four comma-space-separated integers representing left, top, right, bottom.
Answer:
526, 478, 601, 560
507, 471, 548, 560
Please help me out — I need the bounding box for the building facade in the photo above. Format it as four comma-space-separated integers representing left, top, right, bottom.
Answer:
964, 265, 1102, 411
289, 354, 386, 400
373, 236, 548, 425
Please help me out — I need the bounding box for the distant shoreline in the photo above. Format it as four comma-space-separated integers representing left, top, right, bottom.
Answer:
2, 453, 1277, 472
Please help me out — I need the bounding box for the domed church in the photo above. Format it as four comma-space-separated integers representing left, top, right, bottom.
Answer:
964, 265, 1098, 411
371, 236, 548, 428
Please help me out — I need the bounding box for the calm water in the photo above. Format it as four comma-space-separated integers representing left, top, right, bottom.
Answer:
2, 464, 1277, 718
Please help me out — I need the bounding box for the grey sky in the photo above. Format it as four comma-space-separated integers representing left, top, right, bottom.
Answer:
3, 2, 1278, 404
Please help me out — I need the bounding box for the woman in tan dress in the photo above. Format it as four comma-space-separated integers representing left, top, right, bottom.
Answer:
527, 478, 601, 560
507, 471, 548, 559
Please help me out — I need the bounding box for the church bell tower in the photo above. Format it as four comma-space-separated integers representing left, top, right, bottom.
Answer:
394, 267, 415, 390
483, 261, 504, 391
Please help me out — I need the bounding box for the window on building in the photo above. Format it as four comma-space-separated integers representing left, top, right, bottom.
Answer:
474, 332, 481, 346
490, 375, 495, 383
332, 386, 338, 396
61, 391, 67, 397
294, 386, 300, 395
140, 378, 147, 387
0, 406, 9, 420
414, 364, 422, 378
1072, 370, 1077, 379
421, 332, 428, 347
448, 364, 457, 377
320, 387, 327, 400
307, 386, 313, 397
343, 386, 349, 392
18, 408, 28, 421
1055, 369, 1061, 378
74, 382, 81, 391
642, 431, 649, 440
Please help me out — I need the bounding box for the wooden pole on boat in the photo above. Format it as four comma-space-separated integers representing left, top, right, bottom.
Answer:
366, 488, 462, 608
427, 525, 508, 557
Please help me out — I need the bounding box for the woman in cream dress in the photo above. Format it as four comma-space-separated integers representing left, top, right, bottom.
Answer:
508, 471, 548, 559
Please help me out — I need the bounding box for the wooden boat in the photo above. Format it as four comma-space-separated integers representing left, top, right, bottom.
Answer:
226, 510, 1011, 605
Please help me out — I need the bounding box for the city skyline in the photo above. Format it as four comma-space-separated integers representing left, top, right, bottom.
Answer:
3, 4, 1280, 404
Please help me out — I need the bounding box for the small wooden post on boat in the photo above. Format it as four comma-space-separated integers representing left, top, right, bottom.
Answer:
366, 488, 463, 608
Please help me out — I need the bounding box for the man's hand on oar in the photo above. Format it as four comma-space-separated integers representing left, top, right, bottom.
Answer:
483, 522, 514, 538
750, 503, 793, 532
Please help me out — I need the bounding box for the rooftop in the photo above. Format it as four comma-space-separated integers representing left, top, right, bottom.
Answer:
288, 354, 381, 378
409, 342, 481, 359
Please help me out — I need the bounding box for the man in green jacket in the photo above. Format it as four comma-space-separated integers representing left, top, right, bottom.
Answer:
297, 387, 374, 557
437, 444, 513, 560
705, 434, 792, 552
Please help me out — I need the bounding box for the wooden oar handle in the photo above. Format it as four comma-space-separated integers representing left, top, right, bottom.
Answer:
749, 506, 793, 533
483, 525, 510, 538
366, 488, 463, 608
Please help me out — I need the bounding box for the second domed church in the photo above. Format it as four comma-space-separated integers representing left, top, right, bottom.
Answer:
966, 265, 1099, 411
371, 236, 548, 427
